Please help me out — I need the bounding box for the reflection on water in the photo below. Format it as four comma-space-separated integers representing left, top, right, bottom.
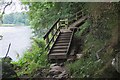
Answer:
0, 26, 32, 61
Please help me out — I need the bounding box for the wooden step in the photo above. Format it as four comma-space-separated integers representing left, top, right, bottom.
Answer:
60, 33, 72, 36
57, 40, 70, 43
58, 38, 70, 41
53, 46, 68, 49
61, 32, 72, 34
59, 37, 71, 39
49, 53, 67, 59
55, 43, 69, 46
50, 53, 66, 56
51, 49, 67, 53
59, 35, 71, 38
60, 29, 72, 33
58, 37, 70, 41
57, 39, 70, 41
58, 38, 71, 40
59, 36, 71, 38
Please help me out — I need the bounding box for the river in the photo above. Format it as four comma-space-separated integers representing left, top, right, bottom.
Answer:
0, 26, 32, 61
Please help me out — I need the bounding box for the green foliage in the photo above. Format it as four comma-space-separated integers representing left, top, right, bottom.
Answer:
3, 12, 29, 26
75, 20, 91, 38
67, 3, 119, 78
15, 2, 119, 78
22, 2, 84, 37
66, 57, 103, 78
83, 3, 118, 41
12, 39, 48, 76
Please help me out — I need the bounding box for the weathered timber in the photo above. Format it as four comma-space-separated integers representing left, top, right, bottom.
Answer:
69, 16, 87, 28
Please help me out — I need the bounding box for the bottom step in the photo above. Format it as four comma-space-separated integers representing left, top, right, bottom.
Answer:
49, 53, 67, 60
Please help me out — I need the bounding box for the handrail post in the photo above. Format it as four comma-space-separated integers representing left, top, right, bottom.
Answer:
51, 29, 54, 42
57, 22, 60, 34
65, 19, 68, 29
59, 19, 62, 28
46, 37, 50, 50
57, 22, 59, 30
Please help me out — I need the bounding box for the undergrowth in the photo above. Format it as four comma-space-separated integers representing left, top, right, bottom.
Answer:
12, 38, 49, 77
66, 3, 119, 78
66, 57, 103, 78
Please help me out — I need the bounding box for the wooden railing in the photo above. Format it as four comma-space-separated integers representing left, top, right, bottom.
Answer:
66, 29, 75, 56
59, 19, 68, 29
43, 18, 61, 50
43, 10, 85, 51
68, 10, 83, 24
60, 10, 84, 28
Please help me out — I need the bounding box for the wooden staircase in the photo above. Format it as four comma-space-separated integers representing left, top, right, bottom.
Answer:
43, 10, 87, 62
49, 30, 74, 60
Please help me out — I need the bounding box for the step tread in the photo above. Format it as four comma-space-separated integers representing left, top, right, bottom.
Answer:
57, 40, 70, 43
60, 32, 72, 34
57, 39, 70, 41
60, 33, 72, 36
60, 29, 72, 32
52, 49, 67, 52
55, 43, 69, 46
58, 38, 70, 40
50, 53, 67, 56
61, 32, 72, 34
59, 35, 71, 37
53, 46, 68, 49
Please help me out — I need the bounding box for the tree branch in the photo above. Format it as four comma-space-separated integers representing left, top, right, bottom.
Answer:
0, 0, 12, 23
2, 0, 12, 15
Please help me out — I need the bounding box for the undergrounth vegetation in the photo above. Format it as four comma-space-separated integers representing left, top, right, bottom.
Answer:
66, 3, 120, 78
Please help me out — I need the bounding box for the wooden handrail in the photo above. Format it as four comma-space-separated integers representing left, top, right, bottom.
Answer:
43, 18, 60, 39
60, 10, 83, 27
68, 10, 82, 20
43, 10, 85, 51
66, 29, 75, 56
45, 26, 60, 50
43, 18, 61, 51
48, 32, 61, 55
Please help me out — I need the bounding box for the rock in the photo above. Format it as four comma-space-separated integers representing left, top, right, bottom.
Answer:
48, 63, 68, 78
49, 64, 67, 78
53, 75, 58, 78
51, 66, 65, 72
67, 58, 75, 63
47, 75, 51, 78
50, 63, 57, 69
112, 53, 120, 73
59, 63, 64, 67
33, 72, 42, 78
76, 54, 83, 59
58, 71, 68, 78
49, 69, 62, 75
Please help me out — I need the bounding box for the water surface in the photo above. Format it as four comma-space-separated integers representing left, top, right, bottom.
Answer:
0, 26, 32, 61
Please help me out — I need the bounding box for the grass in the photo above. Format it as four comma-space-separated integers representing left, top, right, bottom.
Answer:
0, 24, 29, 27
0, 24, 16, 27
66, 57, 103, 78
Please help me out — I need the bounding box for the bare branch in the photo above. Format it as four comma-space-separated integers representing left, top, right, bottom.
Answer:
2, 0, 12, 15
0, 0, 12, 23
